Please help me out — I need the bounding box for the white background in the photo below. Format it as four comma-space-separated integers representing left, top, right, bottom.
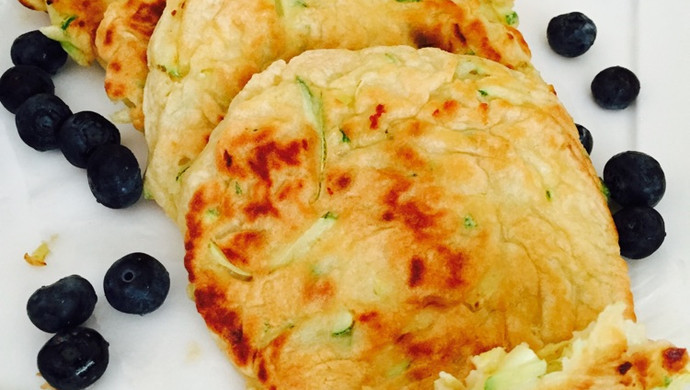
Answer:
0, 0, 688, 388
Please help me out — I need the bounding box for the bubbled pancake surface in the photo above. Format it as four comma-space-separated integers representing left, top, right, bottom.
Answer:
181, 46, 634, 389
143, 0, 536, 222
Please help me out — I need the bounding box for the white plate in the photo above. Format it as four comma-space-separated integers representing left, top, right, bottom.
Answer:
0, 0, 688, 389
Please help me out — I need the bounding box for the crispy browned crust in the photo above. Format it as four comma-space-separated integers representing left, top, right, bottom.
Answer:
181, 47, 633, 389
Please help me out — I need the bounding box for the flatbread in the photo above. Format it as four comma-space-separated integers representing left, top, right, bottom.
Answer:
181, 46, 634, 389
143, 0, 536, 221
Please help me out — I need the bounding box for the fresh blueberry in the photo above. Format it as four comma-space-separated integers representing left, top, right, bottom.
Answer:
575, 123, 593, 154
58, 111, 121, 168
15, 93, 72, 151
11, 30, 68, 75
613, 206, 666, 259
547, 12, 597, 57
103, 252, 170, 315
86, 144, 143, 208
27, 275, 97, 333
603, 151, 665, 207
591, 66, 640, 109
0, 65, 54, 113
37, 327, 109, 390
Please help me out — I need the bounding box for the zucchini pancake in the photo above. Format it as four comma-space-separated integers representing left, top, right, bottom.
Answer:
15, 0, 690, 388
18, 0, 164, 130
180, 46, 635, 389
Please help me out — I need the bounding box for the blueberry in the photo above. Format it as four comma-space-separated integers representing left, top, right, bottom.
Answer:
591, 66, 640, 109
0, 65, 54, 113
11, 30, 68, 75
86, 144, 143, 208
58, 111, 121, 168
37, 327, 109, 390
27, 275, 97, 333
575, 123, 593, 154
103, 252, 170, 315
15, 93, 72, 151
604, 151, 665, 207
547, 12, 597, 57
613, 206, 666, 259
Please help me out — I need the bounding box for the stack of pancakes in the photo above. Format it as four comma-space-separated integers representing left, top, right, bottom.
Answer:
19, 0, 690, 388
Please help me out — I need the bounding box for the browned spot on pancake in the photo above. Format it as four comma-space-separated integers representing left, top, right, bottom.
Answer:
248, 139, 306, 185
633, 355, 650, 379
304, 278, 335, 303
233, 231, 264, 251
381, 179, 437, 237
171, 9, 177, 16
408, 256, 426, 287
617, 361, 633, 375
400, 202, 434, 233
223, 150, 233, 169
356, 311, 385, 333
257, 359, 269, 382
357, 311, 379, 323
412, 28, 444, 50
131, 0, 166, 36
478, 102, 489, 123
369, 104, 386, 129
335, 174, 352, 190
465, 21, 501, 63
437, 245, 465, 287
432, 100, 460, 119
103, 28, 114, 47
408, 366, 432, 381
110, 61, 121, 72
452, 24, 467, 45
277, 180, 305, 201
219, 247, 249, 267
185, 190, 207, 244
397, 145, 426, 172
195, 286, 253, 366
244, 199, 279, 221
662, 347, 688, 372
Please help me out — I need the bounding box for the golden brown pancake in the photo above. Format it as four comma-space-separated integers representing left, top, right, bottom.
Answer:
181, 46, 634, 389
95, 0, 165, 129
18, 0, 163, 129
143, 0, 536, 222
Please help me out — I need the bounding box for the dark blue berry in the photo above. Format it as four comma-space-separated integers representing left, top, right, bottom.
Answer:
547, 12, 597, 57
37, 327, 109, 390
0, 65, 54, 113
103, 252, 170, 315
86, 144, 143, 208
11, 30, 68, 75
603, 151, 665, 207
613, 206, 666, 259
27, 275, 97, 333
15, 93, 72, 151
591, 66, 640, 109
575, 123, 593, 154
58, 111, 121, 168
